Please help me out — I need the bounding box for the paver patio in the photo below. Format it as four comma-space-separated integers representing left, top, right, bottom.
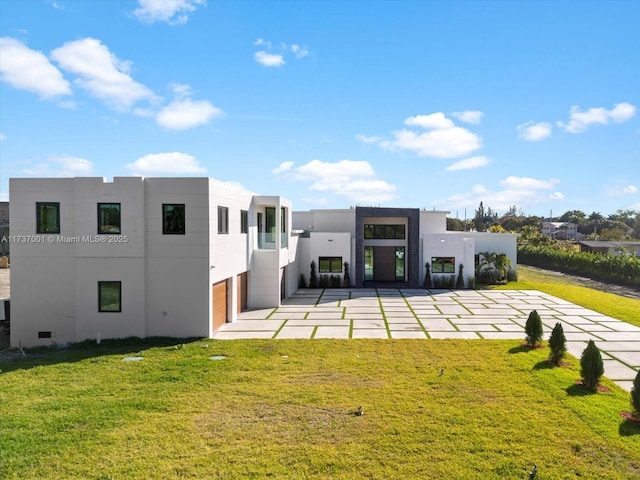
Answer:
214, 288, 640, 392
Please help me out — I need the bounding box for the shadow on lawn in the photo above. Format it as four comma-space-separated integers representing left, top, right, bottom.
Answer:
619, 418, 640, 437
0, 336, 201, 374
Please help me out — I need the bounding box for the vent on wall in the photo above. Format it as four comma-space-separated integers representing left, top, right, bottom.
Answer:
38, 331, 52, 339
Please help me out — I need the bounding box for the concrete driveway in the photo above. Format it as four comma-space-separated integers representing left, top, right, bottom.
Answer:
214, 288, 640, 392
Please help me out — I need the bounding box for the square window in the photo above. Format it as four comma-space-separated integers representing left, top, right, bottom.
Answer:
240, 210, 248, 234
98, 203, 121, 234
218, 206, 229, 234
36, 202, 60, 234
319, 256, 342, 273
163, 204, 185, 234
431, 257, 455, 274
98, 281, 121, 312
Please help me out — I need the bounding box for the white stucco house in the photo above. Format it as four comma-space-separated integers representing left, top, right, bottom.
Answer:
9, 177, 518, 347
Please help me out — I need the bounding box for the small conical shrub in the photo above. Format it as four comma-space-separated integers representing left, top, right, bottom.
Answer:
456, 264, 465, 289
298, 273, 307, 288
525, 310, 543, 347
580, 339, 604, 391
342, 262, 351, 288
631, 369, 640, 416
424, 263, 432, 289
548, 322, 567, 366
309, 261, 318, 288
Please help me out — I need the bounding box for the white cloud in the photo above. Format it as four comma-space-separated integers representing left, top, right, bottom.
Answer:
291, 44, 309, 58
405, 113, 455, 130
253, 39, 310, 67
608, 185, 638, 196
126, 152, 206, 176
22, 155, 94, 177
517, 121, 552, 141
156, 98, 223, 130
451, 110, 483, 124
274, 159, 397, 204
132, 0, 206, 25
51, 37, 158, 111
271, 161, 294, 174
355, 134, 382, 144
254, 51, 285, 67
446, 156, 491, 171
440, 176, 563, 212
558, 102, 636, 133
0, 133, 5, 141
0, 37, 71, 99
375, 113, 482, 159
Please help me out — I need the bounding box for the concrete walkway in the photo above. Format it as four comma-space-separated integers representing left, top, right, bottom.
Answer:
214, 288, 640, 392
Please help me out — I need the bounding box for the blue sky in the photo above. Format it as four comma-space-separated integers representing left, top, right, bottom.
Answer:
1, 0, 638, 218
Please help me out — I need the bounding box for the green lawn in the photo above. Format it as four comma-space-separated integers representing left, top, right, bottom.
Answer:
489, 265, 640, 327
1, 336, 639, 479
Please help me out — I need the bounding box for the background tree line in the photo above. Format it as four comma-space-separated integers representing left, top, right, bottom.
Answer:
446, 202, 640, 242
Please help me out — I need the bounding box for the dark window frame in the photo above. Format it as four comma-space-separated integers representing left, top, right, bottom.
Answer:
218, 206, 229, 234
97, 203, 121, 234
36, 202, 60, 234
163, 204, 186, 235
98, 281, 122, 313
431, 257, 455, 274
364, 224, 405, 240
240, 210, 248, 234
319, 256, 343, 273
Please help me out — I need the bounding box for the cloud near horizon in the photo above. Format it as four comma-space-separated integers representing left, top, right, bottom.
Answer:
126, 152, 207, 175
439, 176, 564, 212
272, 159, 397, 204
21, 154, 95, 177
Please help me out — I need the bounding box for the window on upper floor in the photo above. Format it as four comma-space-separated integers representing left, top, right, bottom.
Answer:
98, 281, 121, 312
364, 224, 405, 239
319, 256, 342, 273
98, 203, 121, 234
163, 204, 185, 234
240, 210, 248, 234
218, 206, 229, 234
36, 202, 60, 234
431, 257, 455, 274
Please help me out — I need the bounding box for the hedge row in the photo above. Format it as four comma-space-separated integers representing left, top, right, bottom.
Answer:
518, 245, 640, 289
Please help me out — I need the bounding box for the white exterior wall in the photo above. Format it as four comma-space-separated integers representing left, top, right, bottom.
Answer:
419, 211, 449, 233
423, 233, 473, 284
463, 232, 519, 271
9, 176, 294, 346
293, 209, 356, 236
145, 178, 211, 338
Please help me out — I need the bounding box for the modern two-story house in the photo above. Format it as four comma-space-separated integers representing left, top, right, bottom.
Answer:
9, 176, 518, 347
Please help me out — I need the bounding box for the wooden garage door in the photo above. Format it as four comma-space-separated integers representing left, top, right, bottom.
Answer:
237, 272, 247, 313
212, 280, 227, 330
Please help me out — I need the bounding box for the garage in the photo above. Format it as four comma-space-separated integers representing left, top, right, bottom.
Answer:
212, 280, 228, 330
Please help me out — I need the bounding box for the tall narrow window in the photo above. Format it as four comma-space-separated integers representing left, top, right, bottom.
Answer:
240, 210, 248, 234
163, 204, 185, 234
364, 246, 374, 281
98, 203, 121, 234
395, 247, 405, 281
265, 207, 276, 242
218, 206, 229, 234
36, 202, 60, 234
98, 281, 121, 312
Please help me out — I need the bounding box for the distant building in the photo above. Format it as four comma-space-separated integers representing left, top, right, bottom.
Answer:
578, 241, 640, 257
9, 176, 518, 347
541, 221, 584, 240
